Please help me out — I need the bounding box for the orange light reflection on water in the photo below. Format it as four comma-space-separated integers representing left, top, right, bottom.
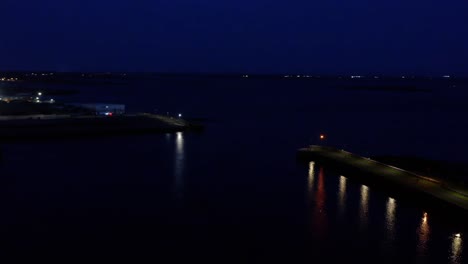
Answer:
416, 212, 430, 259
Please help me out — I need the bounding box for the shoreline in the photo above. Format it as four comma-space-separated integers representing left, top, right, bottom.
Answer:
0, 113, 203, 142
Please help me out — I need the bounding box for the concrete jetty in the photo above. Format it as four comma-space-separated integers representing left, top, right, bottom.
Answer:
297, 145, 468, 212
0, 113, 203, 141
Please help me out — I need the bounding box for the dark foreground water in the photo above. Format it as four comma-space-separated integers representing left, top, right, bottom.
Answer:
0, 77, 467, 262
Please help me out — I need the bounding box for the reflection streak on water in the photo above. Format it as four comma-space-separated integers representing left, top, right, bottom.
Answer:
308, 162, 315, 195
386, 197, 396, 239
338, 176, 347, 218
451, 233, 463, 264
379, 197, 397, 256
416, 212, 430, 260
359, 185, 369, 228
174, 132, 185, 199
315, 167, 327, 235
316, 167, 326, 211
304, 165, 466, 263
309, 165, 327, 237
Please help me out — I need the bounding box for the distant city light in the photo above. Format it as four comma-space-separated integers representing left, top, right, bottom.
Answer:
320, 134, 326, 140
178, 113, 182, 118
38, 92, 42, 96
0, 77, 18, 82
455, 233, 461, 238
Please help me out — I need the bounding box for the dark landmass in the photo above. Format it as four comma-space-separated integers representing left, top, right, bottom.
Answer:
0, 85, 79, 96
0, 114, 203, 142
340, 86, 432, 92
18, 77, 128, 86
2, 71, 468, 81
372, 155, 468, 186
0, 102, 87, 116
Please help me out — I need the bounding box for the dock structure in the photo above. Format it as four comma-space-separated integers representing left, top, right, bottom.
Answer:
297, 145, 468, 212
0, 113, 203, 141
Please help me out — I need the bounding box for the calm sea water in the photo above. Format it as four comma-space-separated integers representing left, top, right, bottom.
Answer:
0, 77, 467, 262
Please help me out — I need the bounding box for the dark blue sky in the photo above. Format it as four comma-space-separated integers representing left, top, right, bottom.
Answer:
1, 0, 467, 75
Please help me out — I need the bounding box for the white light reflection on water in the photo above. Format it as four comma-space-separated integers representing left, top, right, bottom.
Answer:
359, 185, 370, 229
308, 162, 315, 195
174, 132, 185, 200
450, 233, 463, 264
337, 176, 347, 218
381, 197, 397, 256
385, 197, 397, 241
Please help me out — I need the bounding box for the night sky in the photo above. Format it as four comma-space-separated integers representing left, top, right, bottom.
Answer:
1, 0, 468, 75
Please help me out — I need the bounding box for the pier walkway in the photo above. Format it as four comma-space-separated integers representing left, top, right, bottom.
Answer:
298, 145, 468, 211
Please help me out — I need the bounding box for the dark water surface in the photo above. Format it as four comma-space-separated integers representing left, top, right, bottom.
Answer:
1, 77, 467, 262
